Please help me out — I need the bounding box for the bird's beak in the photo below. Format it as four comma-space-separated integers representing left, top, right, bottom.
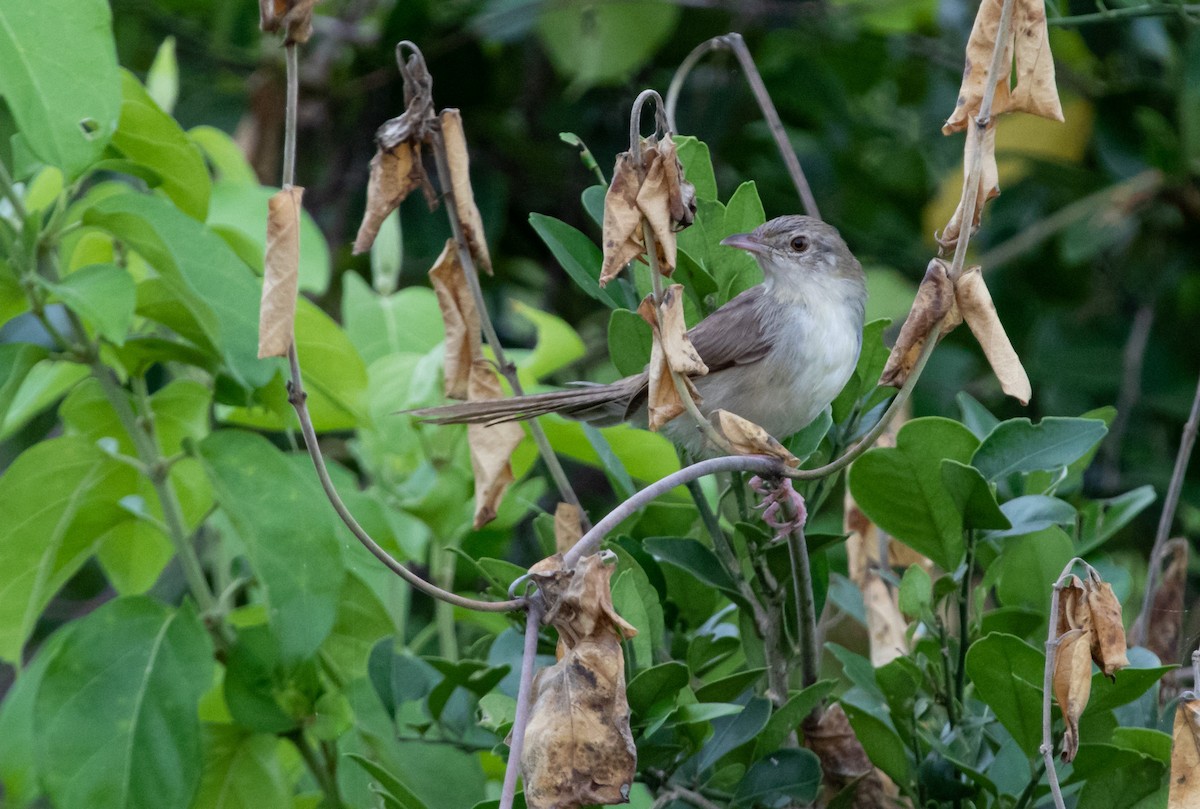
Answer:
720, 232, 769, 256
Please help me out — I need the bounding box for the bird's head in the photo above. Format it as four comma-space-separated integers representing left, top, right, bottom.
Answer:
720, 215, 865, 289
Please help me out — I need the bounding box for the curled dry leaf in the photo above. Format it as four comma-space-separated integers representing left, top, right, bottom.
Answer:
258, 0, 318, 44
880, 259, 962, 388
428, 240, 482, 400
523, 554, 637, 809
1168, 700, 1200, 809
1053, 627, 1093, 762
1056, 575, 1091, 636
637, 286, 708, 431
711, 409, 800, 468
1146, 538, 1188, 664
440, 109, 493, 275
943, 0, 1063, 135
1085, 576, 1130, 678
802, 704, 892, 808
938, 119, 999, 252
955, 266, 1031, 404
258, 186, 303, 359
353, 141, 426, 254
466, 360, 523, 529
599, 136, 696, 286
553, 502, 583, 554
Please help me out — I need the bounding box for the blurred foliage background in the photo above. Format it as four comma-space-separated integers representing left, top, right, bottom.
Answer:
89, 0, 1200, 627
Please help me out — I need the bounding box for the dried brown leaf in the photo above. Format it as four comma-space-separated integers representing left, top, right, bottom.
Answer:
803, 704, 890, 808
1004, 0, 1065, 121
861, 575, 909, 668
466, 360, 523, 529
943, 0, 1012, 135
440, 109, 493, 275
635, 136, 696, 276
1168, 700, 1200, 809
880, 259, 962, 388
712, 409, 800, 467
428, 240, 482, 400
938, 120, 999, 252
600, 152, 645, 287
1085, 577, 1130, 678
258, 186, 303, 359
553, 502, 583, 554
1056, 575, 1090, 636
955, 266, 1031, 404
1053, 627, 1094, 762
523, 554, 637, 809
354, 142, 425, 255
637, 286, 709, 431
258, 0, 317, 44
1146, 539, 1188, 664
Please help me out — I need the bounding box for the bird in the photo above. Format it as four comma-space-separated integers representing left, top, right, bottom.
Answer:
410, 215, 868, 458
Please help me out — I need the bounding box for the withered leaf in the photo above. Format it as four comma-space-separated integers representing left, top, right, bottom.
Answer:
1053, 626, 1093, 762
466, 360, 523, 529
440, 109, 493, 275
1056, 574, 1090, 636
802, 704, 891, 808
637, 286, 708, 431
258, 0, 317, 44
553, 502, 583, 554
861, 575, 909, 668
939, 119, 999, 252
1085, 577, 1130, 678
943, 0, 1012, 135
635, 135, 696, 277
523, 554, 637, 809
1168, 700, 1200, 809
880, 259, 962, 388
1006, 0, 1065, 122
712, 409, 800, 468
1146, 538, 1188, 664
600, 152, 645, 287
258, 186, 303, 359
353, 142, 425, 255
428, 240, 482, 400
955, 266, 1031, 404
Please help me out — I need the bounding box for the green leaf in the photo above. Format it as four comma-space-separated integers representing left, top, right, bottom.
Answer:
1071, 744, 1166, 809
0, 0, 120, 178
40, 263, 135, 344
1110, 727, 1173, 764
988, 495, 1076, 539
200, 431, 346, 663
848, 417, 979, 570
0, 359, 89, 440
0, 629, 69, 807
145, 37, 178, 114
1078, 485, 1156, 554
0, 436, 131, 662
732, 748, 821, 807
674, 136, 717, 201
341, 272, 443, 366
207, 180, 330, 294
85, 193, 274, 392
965, 633, 1044, 755
691, 697, 771, 774
609, 549, 664, 673
346, 754, 429, 809
784, 407, 832, 462
754, 680, 837, 758
839, 693, 910, 785
956, 391, 1000, 440
694, 669, 766, 704
643, 536, 742, 604
33, 597, 213, 809
512, 301, 586, 381
189, 125, 257, 185
940, 459, 1011, 530
536, 418, 679, 483
111, 70, 210, 220
627, 661, 689, 719
971, 417, 1108, 481
897, 564, 932, 618
1086, 664, 1175, 714
529, 213, 622, 308
995, 527, 1075, 610
0, 342, 48, 428
536, 1, 680, 89
607, 307, 653, 376
191, 725, 291, 809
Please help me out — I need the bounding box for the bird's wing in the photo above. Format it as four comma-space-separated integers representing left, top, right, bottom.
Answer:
686, 285, 774, 373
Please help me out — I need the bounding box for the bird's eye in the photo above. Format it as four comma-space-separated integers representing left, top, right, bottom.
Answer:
789, 235, 811, 252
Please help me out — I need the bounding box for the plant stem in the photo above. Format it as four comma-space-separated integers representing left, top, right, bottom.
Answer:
288, 730, 343, 809
428, 128, 589, 530
665, 33, 820, 219
955, 529, 976, 705
1013, 758, 1048, 809
1048, 3, 1200, 26
1133, 369, 1200, 645
283, 43, 299, 188
499, 602, 543, 809
1041, 557, 1091, 809
778, 494, 819, 689
435, 549, 459, 661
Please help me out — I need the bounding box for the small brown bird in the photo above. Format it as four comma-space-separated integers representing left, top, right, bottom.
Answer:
411, 215, 868, 456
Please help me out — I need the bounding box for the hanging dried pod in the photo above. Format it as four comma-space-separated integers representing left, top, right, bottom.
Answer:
428, 240, 482, 400
636, 285, 708, 431
258, 186, 303, 358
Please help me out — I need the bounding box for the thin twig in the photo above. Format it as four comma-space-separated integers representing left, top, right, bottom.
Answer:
779, 493, 819, 689
665, 33, 820, 218
1048, 3, 1200, 26
499, 601, 543, 809
1133, 370, 1200, 645
429, 127, 590, 530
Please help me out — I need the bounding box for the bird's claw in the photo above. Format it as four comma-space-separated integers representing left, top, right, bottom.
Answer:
747, 476, 807, 541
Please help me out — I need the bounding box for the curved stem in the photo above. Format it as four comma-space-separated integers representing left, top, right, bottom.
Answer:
665, 33, 820, 218
628, 88, 667, 157
499, 601, 543, 809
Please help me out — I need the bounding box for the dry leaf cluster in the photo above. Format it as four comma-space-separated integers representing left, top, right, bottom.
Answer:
1052, 570, 1130, 761
1169, 698, 1200, 809
258, 186, 304, 359
466, 359, 523, 530
522, 555, 638, 809
600, 135, 696, 286
258, 0, 318, 44
881, 259, 1030, 404
636, 285, 708, 431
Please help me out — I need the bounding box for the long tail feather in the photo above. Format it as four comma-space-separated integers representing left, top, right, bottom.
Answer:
406, 377, 643, 426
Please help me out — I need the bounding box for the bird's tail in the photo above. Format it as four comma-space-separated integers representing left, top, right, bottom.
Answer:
406, 377, 645, 427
